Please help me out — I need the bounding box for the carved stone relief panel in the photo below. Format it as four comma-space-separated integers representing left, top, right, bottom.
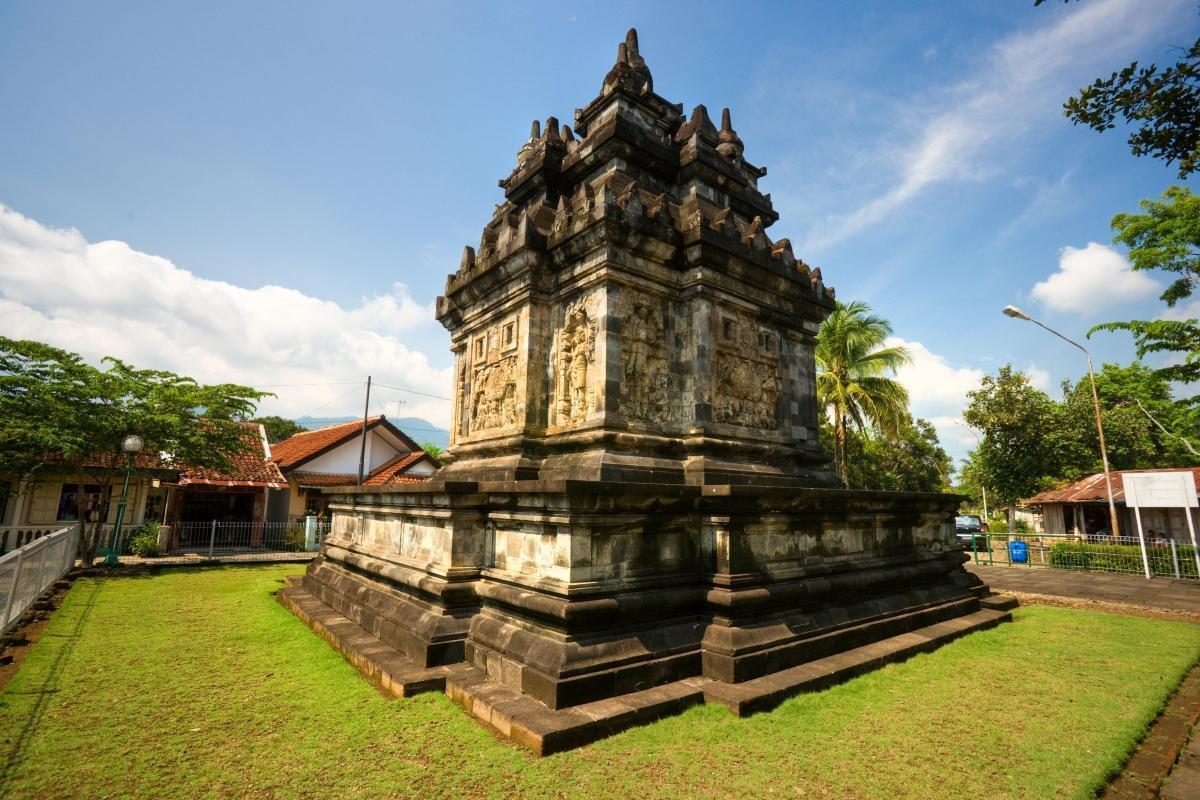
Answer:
712, 309, 780, 430
615, 288, 674, 425
552, 293, 599, 425
464, 314, 523, 434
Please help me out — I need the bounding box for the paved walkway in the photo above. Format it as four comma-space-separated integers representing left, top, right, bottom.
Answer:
967, 563, 1200, 615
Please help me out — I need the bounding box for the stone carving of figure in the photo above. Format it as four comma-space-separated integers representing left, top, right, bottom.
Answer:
621, 299, 668, 422
558, 308, 595, 423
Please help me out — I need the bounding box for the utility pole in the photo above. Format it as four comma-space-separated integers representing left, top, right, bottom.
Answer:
357, 376, 372, 485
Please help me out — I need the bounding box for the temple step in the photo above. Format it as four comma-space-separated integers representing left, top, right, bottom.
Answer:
979, 593, 1020, 612
277, 584, 453, 697
446, 666, 708, 756
700, 606, 1012, 716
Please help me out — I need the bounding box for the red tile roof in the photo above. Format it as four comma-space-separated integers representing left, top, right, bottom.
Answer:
1025, 468, 1200, 506
290, 471, 359, 488
363, 451, 434, 486
271, 416, 387, 469
177, 422, 286, 489
290, 451, 435, 489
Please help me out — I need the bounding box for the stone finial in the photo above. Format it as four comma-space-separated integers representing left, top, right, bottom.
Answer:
717, 107, 744, 160
741, 216, 763, 247
675, 104, 718, 142
552, 196, 572, 235
710, 207, 733, 234
459, 245, 476, 273
647, 192, 668, 220
770, 238, 794, 264
624, 28, 646, 69
562, 124, 575, 142
544, 116, 560, 141
530, 120, 541, 140
602, 27, 653, 95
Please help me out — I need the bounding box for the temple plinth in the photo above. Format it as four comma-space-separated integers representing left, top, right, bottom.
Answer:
279, 29, 1013, 755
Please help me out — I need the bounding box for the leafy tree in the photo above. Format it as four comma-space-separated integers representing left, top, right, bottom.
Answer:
815, 300, 911, 485
1059, 362, 1198, 472
254, 415, 308, 444
1089, 187, 1200, 392
837, 415, 953, 493
419, 441, 443, 461
1038, 0, 1200, 177
963, 366, 1068, 531
1110, 186, 1200, 307
0, 337, 268, 564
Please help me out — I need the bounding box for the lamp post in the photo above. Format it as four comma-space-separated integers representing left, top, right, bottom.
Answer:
958, 422, 988, 523
103, 434, 144, 566
1001, 305, 1121, 537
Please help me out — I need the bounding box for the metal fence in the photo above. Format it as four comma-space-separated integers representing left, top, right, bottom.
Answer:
156, 520, 329, 562
965, 532, 1200, 580
0, 525, 77, 634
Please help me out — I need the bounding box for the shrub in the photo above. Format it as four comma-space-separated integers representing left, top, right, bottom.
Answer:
127, 522, 162, 558
1048, 540, 1198, 579
282, 525, 307, 552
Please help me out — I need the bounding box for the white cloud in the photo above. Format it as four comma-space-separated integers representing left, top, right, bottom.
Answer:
1024, 364, 1052, 393
0, 203, 453, 427
886, 337, 985, 454
802, 0, 1188, 251
1031, 242, 1159, 313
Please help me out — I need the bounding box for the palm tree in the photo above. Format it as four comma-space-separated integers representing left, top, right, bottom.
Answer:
815, 300, 912, 485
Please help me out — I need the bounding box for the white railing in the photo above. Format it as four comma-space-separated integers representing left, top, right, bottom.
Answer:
0, 525, 77, 634
0, 524, 73, 555
164, 519, 328, 561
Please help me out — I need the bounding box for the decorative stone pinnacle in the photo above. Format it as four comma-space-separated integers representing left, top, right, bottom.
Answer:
717, 107, 744, 160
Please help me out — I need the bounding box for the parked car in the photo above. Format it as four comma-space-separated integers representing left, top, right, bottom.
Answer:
955, 514, 988, 551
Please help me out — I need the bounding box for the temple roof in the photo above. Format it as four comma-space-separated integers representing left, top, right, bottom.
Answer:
441, 28, 834, 314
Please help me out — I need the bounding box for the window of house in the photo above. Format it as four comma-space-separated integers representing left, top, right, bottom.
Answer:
57, 484, 108, 522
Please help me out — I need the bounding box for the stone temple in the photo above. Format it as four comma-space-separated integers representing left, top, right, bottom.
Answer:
279, 29, 1014, 755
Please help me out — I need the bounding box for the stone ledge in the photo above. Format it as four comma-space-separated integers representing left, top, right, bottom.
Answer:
279, 575, 1015, 755
446, 666, 708, 756
277, 581, 453, 697
978, 594, 1020, 612
701, 607, 1012, 716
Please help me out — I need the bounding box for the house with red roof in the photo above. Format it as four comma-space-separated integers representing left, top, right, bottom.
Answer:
0, 421, 287, 550
269, 415, 438, 520
1024, 467, 1200, 540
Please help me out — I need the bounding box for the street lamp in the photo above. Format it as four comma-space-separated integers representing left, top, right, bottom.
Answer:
957, 422, 989, 523
103, 434, 144, 566
1001, 305, 1121, 537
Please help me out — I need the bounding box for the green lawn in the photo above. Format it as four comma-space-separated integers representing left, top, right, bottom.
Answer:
2, 565, 1198, 800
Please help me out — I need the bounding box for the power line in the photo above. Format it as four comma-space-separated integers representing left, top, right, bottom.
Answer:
373, 381, 452, 402
253, 381, 364, 388
291, 383, 366, 421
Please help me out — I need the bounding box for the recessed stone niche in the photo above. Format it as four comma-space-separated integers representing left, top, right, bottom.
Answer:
280, 28, 1012, 755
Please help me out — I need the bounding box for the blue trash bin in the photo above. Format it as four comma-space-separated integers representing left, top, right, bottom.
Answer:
1008, 540, 1028, 564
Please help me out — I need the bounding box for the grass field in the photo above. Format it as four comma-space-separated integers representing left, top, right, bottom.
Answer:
1, 564, 1198, 800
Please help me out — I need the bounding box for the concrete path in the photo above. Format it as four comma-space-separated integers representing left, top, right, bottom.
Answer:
967, 563, 1200, 615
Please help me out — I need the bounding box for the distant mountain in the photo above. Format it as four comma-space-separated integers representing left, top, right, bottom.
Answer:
293, 415, 450, 449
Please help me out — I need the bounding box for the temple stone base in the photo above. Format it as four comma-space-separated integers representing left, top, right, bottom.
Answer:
280, 479, 1014, 753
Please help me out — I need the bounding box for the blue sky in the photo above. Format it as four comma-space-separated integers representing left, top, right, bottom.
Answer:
1, 0, 1196, 465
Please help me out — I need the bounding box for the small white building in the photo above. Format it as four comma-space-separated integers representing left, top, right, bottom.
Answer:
1025, 467, 1200, 540
269, 416, 438, 520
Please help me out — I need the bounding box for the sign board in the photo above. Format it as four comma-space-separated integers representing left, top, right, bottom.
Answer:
1121, 471, 1200, 580
1122, 471, 1199, 509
